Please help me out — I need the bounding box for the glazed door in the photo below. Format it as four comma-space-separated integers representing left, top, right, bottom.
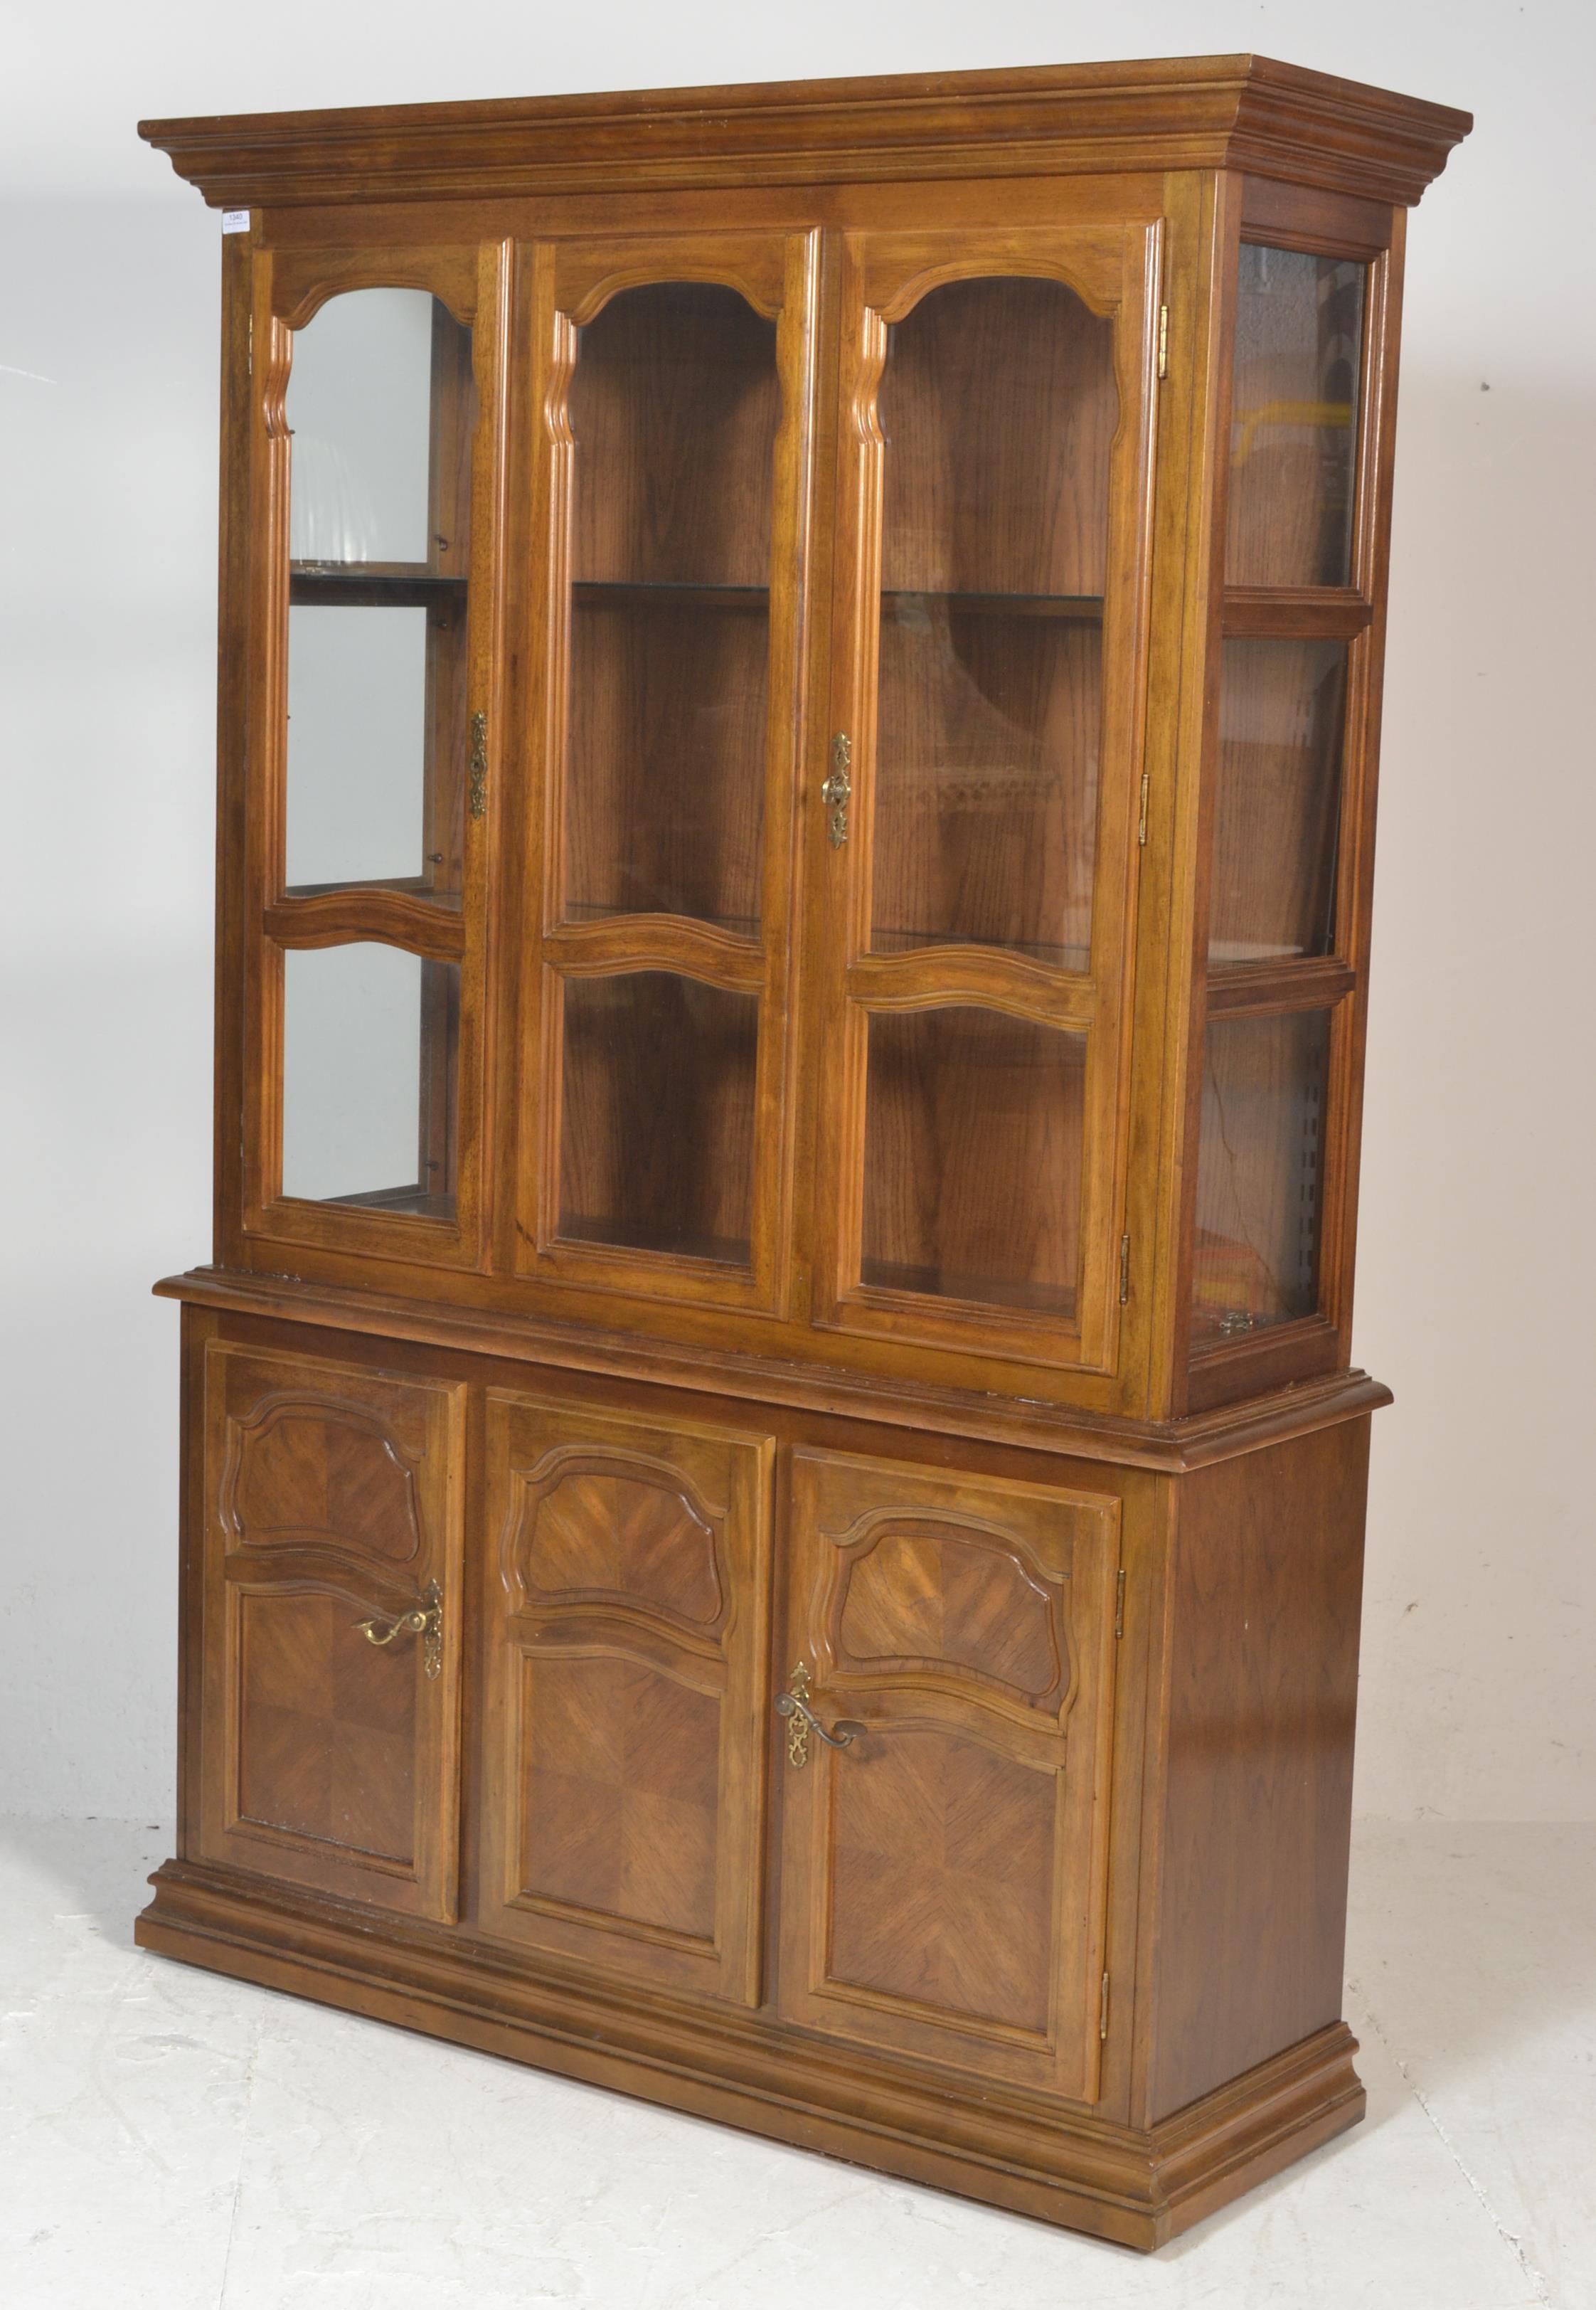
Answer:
812, 226, 1161, 1370
775, 1449, 1120, 2100
1188, 216, 1393, 1387
240, 240, 507, 1270
513, 231, 817, 1314
194, 1342, 467, 1922
479, 1392, 774, 2005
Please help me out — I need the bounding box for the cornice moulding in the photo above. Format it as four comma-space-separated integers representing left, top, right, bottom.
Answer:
139, 54, 1472, 213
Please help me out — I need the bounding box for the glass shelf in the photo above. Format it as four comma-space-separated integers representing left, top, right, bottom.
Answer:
572, 578, 767, 609
881, 590, 1103, 622
289, 564, 467, 608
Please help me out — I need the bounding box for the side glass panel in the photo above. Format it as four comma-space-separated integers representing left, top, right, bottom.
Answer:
282, 943, 459, 1217
1209, 640, 1348, 965
871, 279, 1115, 971
558, 973, 757, 1265
1226, 246, 1366, 589
285, 289, 475, 899
563, 283, 777, 932
1191, 1009, 1330, 1344
861, 1007, 1086, 1316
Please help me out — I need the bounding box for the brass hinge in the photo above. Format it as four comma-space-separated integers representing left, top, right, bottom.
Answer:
1114, 1567, 1126, 1640
1156, 303, 1169, 379
1100, 1970, 1112, 2041
1118, 1233, 1131, 1305
1137, 768, 1150, 846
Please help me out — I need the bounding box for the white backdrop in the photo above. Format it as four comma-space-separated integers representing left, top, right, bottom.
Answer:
1, 0, 1590, 1823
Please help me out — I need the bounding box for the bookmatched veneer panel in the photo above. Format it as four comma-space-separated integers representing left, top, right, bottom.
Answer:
479, 1391, 774, 2005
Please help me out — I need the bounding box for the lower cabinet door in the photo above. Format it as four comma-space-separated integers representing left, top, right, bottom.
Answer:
195, 1340, 467, 1922
479, 1392, 774, 2006
775, 1449, 1121, 2101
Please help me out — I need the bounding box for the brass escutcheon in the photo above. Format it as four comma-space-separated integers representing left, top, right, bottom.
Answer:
356, 1578, 445, 1680
467, 711, 489, 820
821, 733, 852, 847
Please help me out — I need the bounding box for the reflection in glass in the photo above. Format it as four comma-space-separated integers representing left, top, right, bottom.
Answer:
563, 285, 777, 931
284, 289, 475, 897
282, 943, 458, 1216
285, 605, 427, 889
1210, 640, 1348, 965
558, 973, 757, 1265
1227, 245, 1366, 589
861, 1006, 1086, 1315
287, 289, 437, 566
871, 277, 1116, 965
1191, 1008, 1330, 1344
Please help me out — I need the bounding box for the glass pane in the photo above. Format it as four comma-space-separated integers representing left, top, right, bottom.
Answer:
282, 943, 459, 1217
1210, 640, 1348, 965
861, 1006, 1086, 1316
871, 277, 1116, 968
285, 288, 475, 896
285, 606, 427, 886
1227, 245, 1366, 589
1192, 1009, 1330, 1345
563, 284, 777, 932
558, 973, 757, 1265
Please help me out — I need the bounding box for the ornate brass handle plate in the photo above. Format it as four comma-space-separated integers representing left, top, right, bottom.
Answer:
821, 733, 852, 847
356, 1578, 444, 1680
776, 1662, 863, 1767
467, 711, 488, 820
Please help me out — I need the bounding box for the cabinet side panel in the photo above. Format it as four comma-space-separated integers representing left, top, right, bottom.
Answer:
1148, 1416, 1368, 2119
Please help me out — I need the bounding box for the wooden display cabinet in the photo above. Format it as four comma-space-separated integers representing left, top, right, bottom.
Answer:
137, 56, 1468, 2250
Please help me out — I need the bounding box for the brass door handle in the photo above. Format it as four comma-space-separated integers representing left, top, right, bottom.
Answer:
356, 1579, 444, 1680
821, 733, 852, 847
777, 1663, 863, 1767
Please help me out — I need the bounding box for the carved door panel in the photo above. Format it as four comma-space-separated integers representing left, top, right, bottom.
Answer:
775, 1449, 1120, 2100
480, 1392, 774, 2004
195, 1341, 467, 1921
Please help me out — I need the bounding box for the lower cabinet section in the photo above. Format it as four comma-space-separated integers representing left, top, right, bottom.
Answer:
193, 1340, 467, 1922
478, 1392, 772, 2005
775, 1451, 1121, 2100
163, 1311, 1373, 2248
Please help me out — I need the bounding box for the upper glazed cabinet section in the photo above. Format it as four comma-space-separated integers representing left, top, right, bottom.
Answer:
151, 58, 1467, 1410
